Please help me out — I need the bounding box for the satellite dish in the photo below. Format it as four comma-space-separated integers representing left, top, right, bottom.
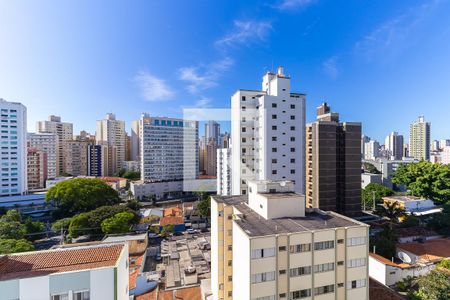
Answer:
280, 181, 286, 187
398, 252, 412, 263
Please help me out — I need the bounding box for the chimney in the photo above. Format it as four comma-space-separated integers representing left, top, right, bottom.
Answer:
277, 66, 284, 76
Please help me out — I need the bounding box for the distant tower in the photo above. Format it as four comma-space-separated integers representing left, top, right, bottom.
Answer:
409, 116, 431, 161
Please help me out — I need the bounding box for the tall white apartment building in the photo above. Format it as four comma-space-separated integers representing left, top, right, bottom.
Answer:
27, 133, 59, 179
217, 148, 231, 195
96, 113, 126, 175
205, 120, 221, 143
441, 146, 450, 165
364, 140, 379, 160
140, 114, 199, 182
130, 119, 141, 161
211, 180, 369, 300
384, 132, 404, 160
0, 99, 27, 196
409, 116, 431, 161
36, 115, 73, 176
230, 67, 305, 195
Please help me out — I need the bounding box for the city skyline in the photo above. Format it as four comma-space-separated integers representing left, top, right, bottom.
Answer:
1, 0, 450, 141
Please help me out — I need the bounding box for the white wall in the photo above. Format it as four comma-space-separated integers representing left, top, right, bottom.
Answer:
19, 276, 49, 300
90, 268, 114, 300
116, 244, 129, 300
210, 199, 219, 300
233, 222, 250, 300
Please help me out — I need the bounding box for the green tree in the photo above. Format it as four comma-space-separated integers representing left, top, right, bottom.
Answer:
362, 183, 394, 210
126, 200, 141, 211
427, 203, 450, 236
46, 178, 120, 218
198, 196, 211, 217
51, 217, 73, 231
68, 213, 90, 238
161, 224, 175, 236
101, 212, 135, 234
123, 171, 140, 181
24, 218, 46, 241
413, 266, 450, 300
0, 210, 25, 239
392, 161, 450, 204
0, 238, 34, 254
370, 227, 397, 259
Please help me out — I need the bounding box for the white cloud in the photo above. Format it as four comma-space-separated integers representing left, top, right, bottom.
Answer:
178, 57, 234, 94
275, 0, 315, 10
322, 56, 339, 79
215, 20, 272, 48
354, 1, 441, 61
195, 97, 211, 108
135, 71, 174, 101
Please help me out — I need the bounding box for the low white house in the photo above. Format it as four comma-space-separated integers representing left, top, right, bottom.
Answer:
0, 243, 129, 300
361, 173, 382, 189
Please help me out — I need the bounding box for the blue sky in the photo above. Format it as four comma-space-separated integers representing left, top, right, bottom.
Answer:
1, 0, 450, 142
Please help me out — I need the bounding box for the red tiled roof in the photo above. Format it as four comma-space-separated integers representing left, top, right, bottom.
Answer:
164, 206, 183, 217
397, 238, 450, 262
135, 289, 157, 300
160, 216, 184, 226
158, 286, 201, 300
129, 254, 145, 289
0, 244, 124, 281
369, 253, 411, 269
369, 278, 407, 300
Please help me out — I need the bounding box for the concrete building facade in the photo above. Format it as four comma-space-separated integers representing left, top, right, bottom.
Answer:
217, 148, 232, 196
36, 115, 73, 176
306, 103, 362, 216
230, 67, 306, 196
27, 133, 59, 179
385, 132, 404, 160
62, 140, 88, 176
409, 116, 431, 161
96, 113, 126, 175
0, 99, 27, 196
211, 180, 369, 300
27, 148, 48, 191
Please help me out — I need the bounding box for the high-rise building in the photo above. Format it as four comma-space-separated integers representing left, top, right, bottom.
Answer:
96, 113, 126, 175
409, 116, 431, 161
205, 120, 220, 143
217, 148, 231, 195
441, 146, 450, 165
0, 99, 27, 196
384, 132, 404, 160
27, 148, 47, 191
130, 120, 140, 162
211, 180, 369, 300
140, 114, 198, 182
75, 130, 95, 144
364, 140, 380, 160
36, 115, 73, 176
27, 133, 58, 179
230, 66, 306, 195
361, 135, 370, 159
440, 139, 450, 150
88, 144, 103, 176
220, 132, 231, 149
125, 133, 131, 162
431, 140, 440, 152
62, 140, 88, 176
206, 138, 218, 176
306, 103, 362, 216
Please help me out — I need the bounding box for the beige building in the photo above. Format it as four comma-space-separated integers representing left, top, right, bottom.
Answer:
62, 140, 88, 176
211, 180, 369, 300
36, 115, 73, 176
27, 148, 47, 190
96, 113, 126, 174
409, 116, 431, 161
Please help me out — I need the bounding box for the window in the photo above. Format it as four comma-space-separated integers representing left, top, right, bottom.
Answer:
347, 237, 366, 246
272, 159, 277, 163
314, 284, 335, 295
251, 247, 275, 259
272, 114, 277, 119
290, 289, 311, 299
228, 260, 232, 266
279, 246, 286, 251
272, 125, 277, 130
279, 293, 286, 298
290, 115, 295, 120
289, 243, 311, 253
272, 136, 277, 141
242, 96, 246, 101
347, 279, 366, 289
290, 104, 295, 109
314, 240, 334, 250
228, 275, 232, 282
251, 271, 276, 283
242, 138, 246, 142
314, 262, 334, 273
290, 148, 295, 152
228, 291, 232, 297
73, 291, 90, 300
51, 294, 69, 300
228, 245, 232, 251
290, 158, 295, 163
272, 170, 277, 175
290, 170, 295, 174
272, 148, 277, 152
338, 283, 344, 288
242, 127, 246, 132
337, 239, 344, 244
272, 103, 277, 108
290, 126, 295, 130
279, 269, 286, 275
290, 266, 311, 277
337, 261, 344, 266
348, 258, 366, 268
290, 137, 295, 141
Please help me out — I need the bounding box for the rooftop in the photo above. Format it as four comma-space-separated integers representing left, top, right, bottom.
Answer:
213, 195, 365, 237
158, 286, 201, 300
369, 253, 411, 269
160, 216, 184, 226
397, 238, 450, 262
103, 233, 147, 243
0, 243, 125, 281
369, 278, 407, 300
383, 195, 428, 202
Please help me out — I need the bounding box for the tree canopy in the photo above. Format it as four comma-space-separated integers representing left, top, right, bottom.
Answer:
198, 195, 211, 217
412, 263, 450, 300
392, 161, 450, 204
0, 210, 25, 239
101, 212, 135, 234
370, 228, 397, 259
362, 162, 381, 174
376, 201, 406, 223
46, 178, 120, 218
362, 183, 394, 210
427, 203, 450, 236
0, 238, 34, 254
115, 169, 141, 181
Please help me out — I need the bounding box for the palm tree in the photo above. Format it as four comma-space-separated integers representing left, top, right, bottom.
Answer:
377, 201, 406, 224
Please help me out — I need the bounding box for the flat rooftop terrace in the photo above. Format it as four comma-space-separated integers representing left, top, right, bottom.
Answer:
214, 195, 365, 237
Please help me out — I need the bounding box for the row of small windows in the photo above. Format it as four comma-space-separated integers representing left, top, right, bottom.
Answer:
272, 114, 296, 120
